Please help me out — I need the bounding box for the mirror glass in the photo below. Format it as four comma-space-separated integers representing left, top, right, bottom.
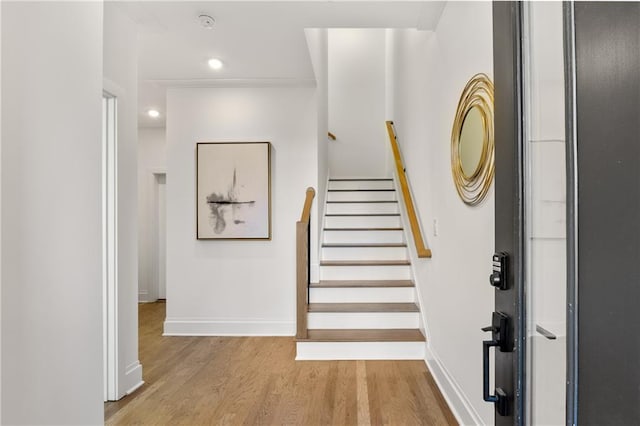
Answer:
459, 106, 485, 177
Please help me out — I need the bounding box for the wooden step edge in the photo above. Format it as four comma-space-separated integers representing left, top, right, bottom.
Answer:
320, 260, 410, 266
324, 213, 401, 217
322, 243, 407, 248
329, 178, 393, 182
326, 200, 398, 204
323, 227, 403, 231
308, 303, 419, 313
297, 329, 426, 343
328, 189, 396, 192
311, 280, 415, 288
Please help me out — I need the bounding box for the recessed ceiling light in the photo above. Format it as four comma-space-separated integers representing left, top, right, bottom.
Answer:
198, 14, 215, 30
148, 109, 160, 118
208, 58, 223, 70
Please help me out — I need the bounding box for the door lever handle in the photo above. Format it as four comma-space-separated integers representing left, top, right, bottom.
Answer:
483, 339, 509, 415
483, 339, 499, 401
481, 312, 511, 416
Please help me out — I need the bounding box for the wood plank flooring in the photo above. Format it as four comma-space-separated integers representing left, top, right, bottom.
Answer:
105, 302, 457, 425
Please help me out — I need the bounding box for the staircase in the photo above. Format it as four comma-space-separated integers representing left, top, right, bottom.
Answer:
296, 178, 426, 360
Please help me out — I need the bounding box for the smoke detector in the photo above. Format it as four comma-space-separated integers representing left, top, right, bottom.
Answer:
198, 14, 215, 29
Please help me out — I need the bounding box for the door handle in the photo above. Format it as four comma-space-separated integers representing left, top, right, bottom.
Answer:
483, 340, 507, 412
482, 312, 510, 416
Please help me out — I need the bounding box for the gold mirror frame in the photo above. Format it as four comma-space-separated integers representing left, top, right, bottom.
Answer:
451, 73, 495, 206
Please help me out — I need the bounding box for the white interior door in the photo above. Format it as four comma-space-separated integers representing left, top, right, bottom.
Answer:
157, 174, 167, 300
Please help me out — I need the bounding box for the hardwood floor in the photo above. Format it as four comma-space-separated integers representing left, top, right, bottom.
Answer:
105, 302, 457, 425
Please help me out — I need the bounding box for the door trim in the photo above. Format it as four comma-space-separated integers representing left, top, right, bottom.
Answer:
562, 2, 579, 424
102, 90, 119, 402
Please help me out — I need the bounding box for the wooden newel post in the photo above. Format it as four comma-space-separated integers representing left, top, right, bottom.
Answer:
296, 187, 315, 340
296, 221, 309, 339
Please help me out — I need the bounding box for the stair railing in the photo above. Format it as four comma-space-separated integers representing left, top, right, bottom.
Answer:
296, 187, 316, 339
385, 120, 432, 258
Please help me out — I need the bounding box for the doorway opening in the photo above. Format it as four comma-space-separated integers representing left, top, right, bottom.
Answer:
153, 173, 167, 301
522, 2, 568, 423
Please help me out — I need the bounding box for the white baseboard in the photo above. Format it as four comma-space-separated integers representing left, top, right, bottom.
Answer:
138, 290, 153, 303
123, 360, 144, 396
163, 318, 295, 336
425, 345, 485, 426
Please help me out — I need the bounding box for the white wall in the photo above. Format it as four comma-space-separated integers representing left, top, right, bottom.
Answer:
103, 3, 143, 397
388, 2, 494, 424
328, 29, 388, 178
1, 2, 104, 424
138, 127, 167, 302
164, 87, 318, 335
305, 28, 329, 278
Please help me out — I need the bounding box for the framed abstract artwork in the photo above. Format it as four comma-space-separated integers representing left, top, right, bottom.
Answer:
196, 142, 271, 240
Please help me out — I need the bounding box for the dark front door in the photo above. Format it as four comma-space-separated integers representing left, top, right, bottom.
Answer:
489, 2, 525, 425
490, 2, 640, 425
572, 2, 640, 424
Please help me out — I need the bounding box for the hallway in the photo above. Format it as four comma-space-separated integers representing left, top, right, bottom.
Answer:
105, 303, 456, 425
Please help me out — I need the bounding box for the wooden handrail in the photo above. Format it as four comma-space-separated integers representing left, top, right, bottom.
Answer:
385, 121, 432, 258
299, 187, 316, 223
328, 132, 336, 141
296, 187, 316, 339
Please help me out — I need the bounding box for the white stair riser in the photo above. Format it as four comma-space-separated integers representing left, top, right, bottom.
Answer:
320, 265, 411, 280
309, 286, 415, 303
324, 215, 401, 228
323, 230, 404, 244
308, 312, 419, 329
296, 341, 426, 360
328, 191, 396, 202
322, 246, 408, 261
326, 202, 399, 215
328, 180, 394, 190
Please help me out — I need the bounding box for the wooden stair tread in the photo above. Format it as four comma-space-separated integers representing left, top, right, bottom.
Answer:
329, 178, 393, 181
327, 200, 398, 204
320, 260, 410, 266
308, 303, 419, 313
300, 329, 425, 342
328, 189, 395, 192
311, 280, 414, 288
325, 213, 400, 217
322, 243, 407, 248
324, 227, 403, 231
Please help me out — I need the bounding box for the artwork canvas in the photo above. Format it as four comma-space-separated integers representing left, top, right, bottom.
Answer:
197, 142, 271, 239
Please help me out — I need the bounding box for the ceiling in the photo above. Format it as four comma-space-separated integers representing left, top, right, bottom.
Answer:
118, 1, 446, 128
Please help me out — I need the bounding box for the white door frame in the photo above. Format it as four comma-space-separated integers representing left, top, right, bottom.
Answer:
102, 89, 119, 401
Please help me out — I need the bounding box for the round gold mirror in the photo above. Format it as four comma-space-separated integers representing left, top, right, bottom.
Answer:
451, 74, 494, 205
